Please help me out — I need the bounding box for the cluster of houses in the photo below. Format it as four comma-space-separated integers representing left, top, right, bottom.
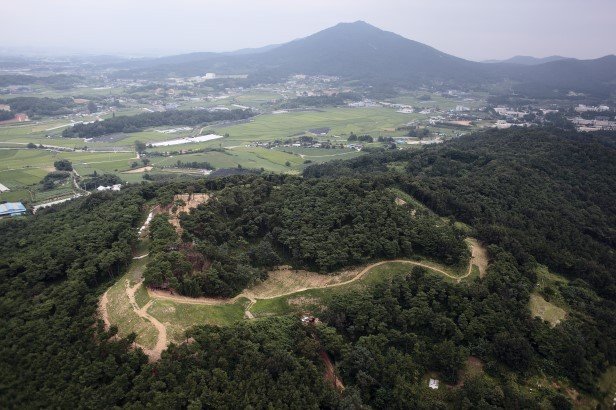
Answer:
249, 138, 355, 151
0, 104, 29, 124
574, 104, 610, 113
571, 116, 616, 132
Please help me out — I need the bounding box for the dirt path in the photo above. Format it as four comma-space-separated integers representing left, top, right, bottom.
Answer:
145, 238, 489, 322
147, 252, 485, 313
101, 217, 488, 361
125, 279, 167, 362
467, 238, 488, 277
99, 290, 111, 329
320, 351, 345, 391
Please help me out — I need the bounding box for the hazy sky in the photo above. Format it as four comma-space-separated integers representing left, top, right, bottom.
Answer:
2, 0, 615, 60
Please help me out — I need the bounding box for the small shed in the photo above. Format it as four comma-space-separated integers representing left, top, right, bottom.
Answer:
428, 378, 440, 390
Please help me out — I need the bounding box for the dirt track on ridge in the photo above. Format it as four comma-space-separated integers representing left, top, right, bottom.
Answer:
100, 200, 488, 362
125, 279, 167, 361
146, 238, 488, 309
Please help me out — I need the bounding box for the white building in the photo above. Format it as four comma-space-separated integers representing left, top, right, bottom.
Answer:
97, 184, 122, 192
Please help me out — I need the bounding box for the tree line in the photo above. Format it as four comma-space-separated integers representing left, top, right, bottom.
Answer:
62, 108, 255, 138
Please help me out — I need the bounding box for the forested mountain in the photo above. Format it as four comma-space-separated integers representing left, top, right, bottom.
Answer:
305, 128, 616, 300
144, 177, 468, 297
1, 128, 614, 408
113, 21, 616, 95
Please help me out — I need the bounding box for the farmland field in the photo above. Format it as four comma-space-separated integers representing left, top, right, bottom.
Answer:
209, 107, 417, 142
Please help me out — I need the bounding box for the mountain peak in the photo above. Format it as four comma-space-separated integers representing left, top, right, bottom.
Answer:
325, 20, 383, 34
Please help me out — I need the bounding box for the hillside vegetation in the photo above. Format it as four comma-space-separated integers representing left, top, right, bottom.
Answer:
145, 177, 468, 298
306, 128, 616, 300
0, 128, 614, 408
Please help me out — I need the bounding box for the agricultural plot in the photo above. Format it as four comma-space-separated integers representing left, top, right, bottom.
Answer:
150, 147, 305, 173
0, 148, 137, 203
273, 147, 364, 163
231, 91, 284, 106
209, 107, 415, 142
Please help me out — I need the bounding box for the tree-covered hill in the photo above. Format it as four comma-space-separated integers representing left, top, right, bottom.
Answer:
145, 176, 468, 298
305, 128, 616, 300
1, 128, 615, 407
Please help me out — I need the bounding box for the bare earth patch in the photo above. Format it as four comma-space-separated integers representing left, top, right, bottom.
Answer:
123, 166, 153, 174
467, 238, 488, 277
530, 293, 566, 327
245, 266, 362, 299
168, 193, 211, 234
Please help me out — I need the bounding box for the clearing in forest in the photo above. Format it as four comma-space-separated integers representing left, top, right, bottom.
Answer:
99, 223, 489, 361
168, 193, 210, 233
529, 293, 567, 327
243, 265, 363, 299
466, 238, 488, 278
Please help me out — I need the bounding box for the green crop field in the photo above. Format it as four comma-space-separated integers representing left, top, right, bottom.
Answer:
0, 102, 431, 205
151, 147, 308, 174
208, 107, 416, 142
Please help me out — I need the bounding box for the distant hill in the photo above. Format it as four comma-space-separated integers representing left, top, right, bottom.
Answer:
484, 55, 570, 65
507, 55, 616, 97
223, 44, 281, 56
113, 21, 616, 96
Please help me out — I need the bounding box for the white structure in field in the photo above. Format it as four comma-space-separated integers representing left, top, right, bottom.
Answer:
151, 134, 224, 147
97, 184, 122, 192
428, 379, 440, 389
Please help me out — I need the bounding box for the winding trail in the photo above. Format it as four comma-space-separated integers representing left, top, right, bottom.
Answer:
98, 290, 111, 329
125, 279, 167, 361
99, 202, 488, 362
147, 238, 487, 313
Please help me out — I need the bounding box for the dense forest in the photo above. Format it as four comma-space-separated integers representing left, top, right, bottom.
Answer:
1, 127, 615, 408
144, 177, 468, 297
0, 74, 82, 89
0, 96, 76, 117
62, 108, 255, 138
0, 110, 13, 121
305, 128, 616, 300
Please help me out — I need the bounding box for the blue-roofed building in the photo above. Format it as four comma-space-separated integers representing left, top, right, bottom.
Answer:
0, 202, 27, 217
